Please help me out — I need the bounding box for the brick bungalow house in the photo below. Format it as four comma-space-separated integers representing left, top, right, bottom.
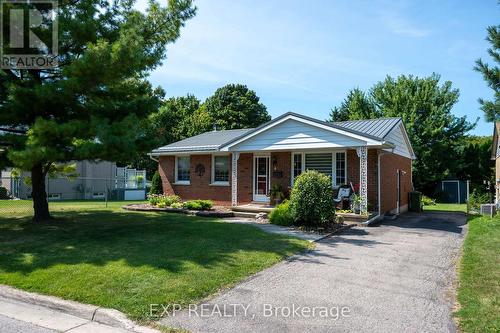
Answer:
150, 112, 415, 216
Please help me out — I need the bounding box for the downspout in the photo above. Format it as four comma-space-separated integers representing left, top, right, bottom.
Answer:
364, 149, 393, 225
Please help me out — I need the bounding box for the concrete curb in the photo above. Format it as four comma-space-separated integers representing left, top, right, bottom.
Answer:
0, 285, 159, 333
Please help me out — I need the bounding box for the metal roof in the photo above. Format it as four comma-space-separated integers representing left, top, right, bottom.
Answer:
151, 128, 253, 153
333, 117, 401, 139
151, 113, 404, 154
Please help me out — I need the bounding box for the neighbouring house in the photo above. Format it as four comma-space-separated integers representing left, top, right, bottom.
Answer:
491, 121, 500, 204
1, 161, 146, 200
150, 112, 415, 215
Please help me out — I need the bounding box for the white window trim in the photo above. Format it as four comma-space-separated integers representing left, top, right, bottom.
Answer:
174, 155, 191, 185
290, 150, 347, 187
211, 154, 230, 186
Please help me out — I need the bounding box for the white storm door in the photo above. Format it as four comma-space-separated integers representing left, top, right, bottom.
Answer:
253, 156, 270, 202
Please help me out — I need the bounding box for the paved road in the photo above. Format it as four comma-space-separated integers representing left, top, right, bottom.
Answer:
163, 212, 467, 333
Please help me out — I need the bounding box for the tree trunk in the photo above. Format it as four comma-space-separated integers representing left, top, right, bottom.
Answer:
31, 163, 52, 222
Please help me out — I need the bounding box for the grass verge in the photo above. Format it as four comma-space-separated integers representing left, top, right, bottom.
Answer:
455, 214, 499, 332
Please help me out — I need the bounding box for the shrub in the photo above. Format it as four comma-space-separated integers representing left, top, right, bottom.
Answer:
162, 195, 181, 207
183, 200, 213, 210
147, 194, 181, 207
147, 194, 160, 206
468, 189, 490, 210
149, 171, 163, 195
170, 202, 183, 209
289, 170, 335, 226
421, 195, 435, 206
0, 186, 8, 199
269, 200, 293, 226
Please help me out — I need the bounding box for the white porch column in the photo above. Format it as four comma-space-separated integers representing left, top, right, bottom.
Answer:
356, 146, 368, 214
231, 152, 240, 206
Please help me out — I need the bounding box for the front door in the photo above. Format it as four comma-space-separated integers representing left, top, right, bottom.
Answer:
253, 156, 270, 202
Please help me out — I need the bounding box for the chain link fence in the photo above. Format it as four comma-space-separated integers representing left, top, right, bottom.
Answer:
0, 176, 148, 218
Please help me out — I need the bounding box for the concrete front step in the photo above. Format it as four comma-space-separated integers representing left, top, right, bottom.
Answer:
231, 204, 274, 214
337, 212, 376, 225
232, 211, 259, 218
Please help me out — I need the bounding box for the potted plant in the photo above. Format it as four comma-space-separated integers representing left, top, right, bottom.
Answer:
269, 184, 285, 206
350, 193, 361, 214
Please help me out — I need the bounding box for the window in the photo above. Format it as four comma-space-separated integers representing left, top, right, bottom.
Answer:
176, 156, 190, 183
305, 153, 333, 177
48, 193, 61, 200
291, 151, 347, 186
213, 155, 229, 184
335, 152, 346, 185
92, 192, 105, 199
293, 153, 302, 180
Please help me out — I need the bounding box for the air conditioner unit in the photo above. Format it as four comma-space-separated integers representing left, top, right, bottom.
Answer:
480, 204, 496, 217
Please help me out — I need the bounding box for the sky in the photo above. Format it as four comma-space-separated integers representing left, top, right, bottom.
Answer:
137, 0, 498, 136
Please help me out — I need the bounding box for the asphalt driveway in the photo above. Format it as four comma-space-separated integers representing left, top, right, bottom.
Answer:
162, 212, 467, 333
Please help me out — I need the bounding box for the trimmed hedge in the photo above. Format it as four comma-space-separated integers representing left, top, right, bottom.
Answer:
289, 170, 335, 226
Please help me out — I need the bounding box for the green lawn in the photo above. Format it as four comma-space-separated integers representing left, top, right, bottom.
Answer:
0, 200, 310, 322
423, 203, 467, 213
455, 215, 500, 332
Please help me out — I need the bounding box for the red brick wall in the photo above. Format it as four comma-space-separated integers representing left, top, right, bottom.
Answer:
158, 153, 254, 205
158, 154, 232, 205
379, 152, 412, 214
270, 152, 292, 197
157, 150, 412, 211
347, 149, 378, 210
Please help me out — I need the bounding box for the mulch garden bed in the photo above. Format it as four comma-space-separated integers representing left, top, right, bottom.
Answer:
122, 203, 235, 218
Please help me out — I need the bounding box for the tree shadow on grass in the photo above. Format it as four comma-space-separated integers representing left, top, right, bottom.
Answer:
0, 210, 308, 275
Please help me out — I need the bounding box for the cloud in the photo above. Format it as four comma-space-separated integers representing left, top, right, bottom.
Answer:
383, 15, 430, 37
377, 1, 431, 38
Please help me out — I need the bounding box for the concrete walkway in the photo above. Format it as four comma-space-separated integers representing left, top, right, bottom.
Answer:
0, 286, 160, 333
222, 217, 333, 242
163, 212, 467, 333
0, 296, 133, 332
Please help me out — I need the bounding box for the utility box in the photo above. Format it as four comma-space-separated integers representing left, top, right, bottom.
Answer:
409, 191, 422, 212
480, 204, 496, 218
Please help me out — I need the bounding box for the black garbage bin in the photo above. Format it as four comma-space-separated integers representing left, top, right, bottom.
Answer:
408, 191, 422, 212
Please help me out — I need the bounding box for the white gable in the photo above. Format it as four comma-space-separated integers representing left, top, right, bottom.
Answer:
230, 119, 367, 152
384, 123, 414, 159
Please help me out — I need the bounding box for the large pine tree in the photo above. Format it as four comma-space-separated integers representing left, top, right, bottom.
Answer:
0, 0, 196, 221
